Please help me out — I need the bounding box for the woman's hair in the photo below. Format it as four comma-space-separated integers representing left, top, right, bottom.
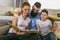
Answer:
21, 2, 30, 12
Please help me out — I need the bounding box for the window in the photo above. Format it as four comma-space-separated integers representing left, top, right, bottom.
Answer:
14, 0, 28, 8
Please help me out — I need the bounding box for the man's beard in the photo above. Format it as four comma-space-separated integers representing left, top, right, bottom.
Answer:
30, 10, 37, 17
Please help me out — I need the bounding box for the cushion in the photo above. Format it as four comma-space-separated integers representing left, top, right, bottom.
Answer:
0, 20, 8, 26
0, 17, 12, 26
0, 25, 10, 36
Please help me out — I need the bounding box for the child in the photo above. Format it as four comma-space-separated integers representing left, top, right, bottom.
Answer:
36, 9, 56, 40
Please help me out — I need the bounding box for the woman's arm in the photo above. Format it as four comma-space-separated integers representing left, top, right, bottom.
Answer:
12, 16, 18, 33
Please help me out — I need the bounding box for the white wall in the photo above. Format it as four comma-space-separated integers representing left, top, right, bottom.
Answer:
0, 0, 14, 15
28, 0, 60, 9
0, 0, 14, 7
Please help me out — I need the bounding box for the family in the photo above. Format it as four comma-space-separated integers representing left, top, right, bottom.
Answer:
0, 2, 59, 40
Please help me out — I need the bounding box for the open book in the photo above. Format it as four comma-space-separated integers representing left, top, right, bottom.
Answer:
7, 22, 38, 33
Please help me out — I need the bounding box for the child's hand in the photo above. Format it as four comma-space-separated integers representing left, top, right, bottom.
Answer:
37, 30, 41, 34
52, 23, 58, 32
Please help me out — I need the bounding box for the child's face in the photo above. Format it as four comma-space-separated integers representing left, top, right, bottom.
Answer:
41, 12, 48, 20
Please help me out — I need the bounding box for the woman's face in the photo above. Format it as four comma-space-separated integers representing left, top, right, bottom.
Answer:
22, 6, 30, 16
41, 12, 48, 20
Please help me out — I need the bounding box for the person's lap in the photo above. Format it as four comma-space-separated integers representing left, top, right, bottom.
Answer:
0, 33, 42, 40
43, 32, 56, 40
26, 33, 42, 40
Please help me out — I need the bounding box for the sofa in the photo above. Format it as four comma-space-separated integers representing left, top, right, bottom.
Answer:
0, 16, 12, 36
0, 8, 60, 40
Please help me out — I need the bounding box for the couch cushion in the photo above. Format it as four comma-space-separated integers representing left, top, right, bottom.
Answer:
0, 25, 10, 36
0, 20, 8, 26
0, 16, 12, 26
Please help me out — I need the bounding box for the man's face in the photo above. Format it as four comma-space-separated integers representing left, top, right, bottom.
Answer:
33, 5, 40, 13
30, 5, 40, 17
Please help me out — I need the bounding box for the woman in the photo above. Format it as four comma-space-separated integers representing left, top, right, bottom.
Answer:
11, 2, 30, 35
0, 2, 30, 40
10, 2, 30, 40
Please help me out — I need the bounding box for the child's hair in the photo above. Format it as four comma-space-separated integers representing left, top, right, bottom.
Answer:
41, 9, 48, 15
41, 9, 54, 24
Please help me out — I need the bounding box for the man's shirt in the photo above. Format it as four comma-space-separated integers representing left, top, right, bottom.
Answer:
29, 12, 40, 30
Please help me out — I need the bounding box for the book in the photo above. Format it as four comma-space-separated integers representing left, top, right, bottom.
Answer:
7, 22, 38, 33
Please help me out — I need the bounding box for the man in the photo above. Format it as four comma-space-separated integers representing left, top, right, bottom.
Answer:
29, 2, 41, 30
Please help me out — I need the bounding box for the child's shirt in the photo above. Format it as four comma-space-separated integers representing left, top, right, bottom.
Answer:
36, 19, 52, 36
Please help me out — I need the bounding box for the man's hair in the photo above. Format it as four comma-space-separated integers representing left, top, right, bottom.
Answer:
41, 9, 48, 15
34, 2, 41, 8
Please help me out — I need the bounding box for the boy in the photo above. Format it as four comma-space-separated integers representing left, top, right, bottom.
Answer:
36, 9, 56, 40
